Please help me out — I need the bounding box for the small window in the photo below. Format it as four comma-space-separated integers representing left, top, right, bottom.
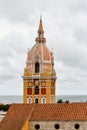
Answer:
29, 98, 32, 104
42, 98, 46, 104
35, 63, 39, 73
27, 97, 32, 104
74, 124, 80, 129
35, 124, 40, 129
34, 86, 39, 94
43, 98, 45, 103
35, 98, 39, 104
55, 124, 60, 129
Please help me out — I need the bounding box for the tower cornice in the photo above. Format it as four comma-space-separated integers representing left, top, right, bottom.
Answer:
22, 75, 57, 80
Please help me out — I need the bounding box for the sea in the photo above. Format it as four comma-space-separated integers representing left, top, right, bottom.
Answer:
0, 95, 87, 104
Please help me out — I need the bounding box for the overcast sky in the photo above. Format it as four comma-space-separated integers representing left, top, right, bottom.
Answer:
0, 0, 87, 95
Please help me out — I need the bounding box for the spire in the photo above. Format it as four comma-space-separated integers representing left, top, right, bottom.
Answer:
35, 16, 46, 43
38, 16, 44, 34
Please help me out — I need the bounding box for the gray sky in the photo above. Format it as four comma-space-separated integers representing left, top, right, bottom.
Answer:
0, 0, 87, 95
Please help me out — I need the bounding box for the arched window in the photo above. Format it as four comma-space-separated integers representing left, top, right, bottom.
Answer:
35, 63, 39, 73
35, 98, 39, 104
29, 98, 32, 104
41, 97, 46, 104
27, 97, 32, 104
34, 86, 39, 94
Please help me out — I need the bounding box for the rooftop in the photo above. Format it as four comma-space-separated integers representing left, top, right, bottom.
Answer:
0, 103, 87, 130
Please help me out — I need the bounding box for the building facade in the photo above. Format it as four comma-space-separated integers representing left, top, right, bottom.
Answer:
23, 18, 56, 104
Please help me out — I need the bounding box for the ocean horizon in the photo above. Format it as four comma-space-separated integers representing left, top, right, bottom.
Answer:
0, 95, 87, 104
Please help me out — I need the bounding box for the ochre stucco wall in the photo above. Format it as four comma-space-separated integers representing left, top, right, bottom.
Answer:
30, 121, 87, 130
21, 120, 30, 130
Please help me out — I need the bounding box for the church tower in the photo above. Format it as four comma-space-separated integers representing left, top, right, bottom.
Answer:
23, 18, 56, 104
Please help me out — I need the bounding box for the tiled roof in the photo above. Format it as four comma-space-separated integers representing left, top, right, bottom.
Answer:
31, 103, 87, 121
0, 103, 87, 130
27, 43, 51, 61
0, 104, 34, 130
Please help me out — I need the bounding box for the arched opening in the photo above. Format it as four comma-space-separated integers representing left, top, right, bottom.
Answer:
28, 98, 32, 104
43, 98, 45, 103
41, 97, 46, 104
34, 86, 39, 94
35, 98, 39, 104
35, 63, 39, 73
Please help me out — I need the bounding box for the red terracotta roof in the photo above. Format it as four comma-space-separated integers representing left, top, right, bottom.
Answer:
27, 43, 51, 61
31, 103, 87, 121
0, 103, 87, 130
42, 43, 51, 60
0, 104, 34, 130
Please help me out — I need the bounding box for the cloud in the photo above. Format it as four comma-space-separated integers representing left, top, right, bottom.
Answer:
0, 0, 87, 95
0, 0, 50, 24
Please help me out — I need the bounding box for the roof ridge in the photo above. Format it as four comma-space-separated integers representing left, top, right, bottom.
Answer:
27, 104, 36, 120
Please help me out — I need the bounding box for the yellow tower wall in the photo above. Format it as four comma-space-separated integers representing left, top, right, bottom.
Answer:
21, 120, 30, 130
22, 18, 56, 104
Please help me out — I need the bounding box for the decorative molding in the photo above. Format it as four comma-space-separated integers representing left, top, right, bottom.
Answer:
41, 82, 46, 87
22, 75, 57, 80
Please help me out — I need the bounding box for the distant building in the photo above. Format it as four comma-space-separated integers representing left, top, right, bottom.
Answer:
22, 18, 56, 104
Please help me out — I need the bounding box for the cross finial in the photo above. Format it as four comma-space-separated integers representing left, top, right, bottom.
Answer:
40, 15, 42, 20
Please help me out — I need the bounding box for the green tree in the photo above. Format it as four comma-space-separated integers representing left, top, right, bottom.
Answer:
57, 99, 63, 103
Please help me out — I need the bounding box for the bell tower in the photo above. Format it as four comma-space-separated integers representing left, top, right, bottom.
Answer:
23, 17, 56, 104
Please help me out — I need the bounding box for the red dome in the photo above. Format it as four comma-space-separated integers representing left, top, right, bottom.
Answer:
27, 43, 51, 62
